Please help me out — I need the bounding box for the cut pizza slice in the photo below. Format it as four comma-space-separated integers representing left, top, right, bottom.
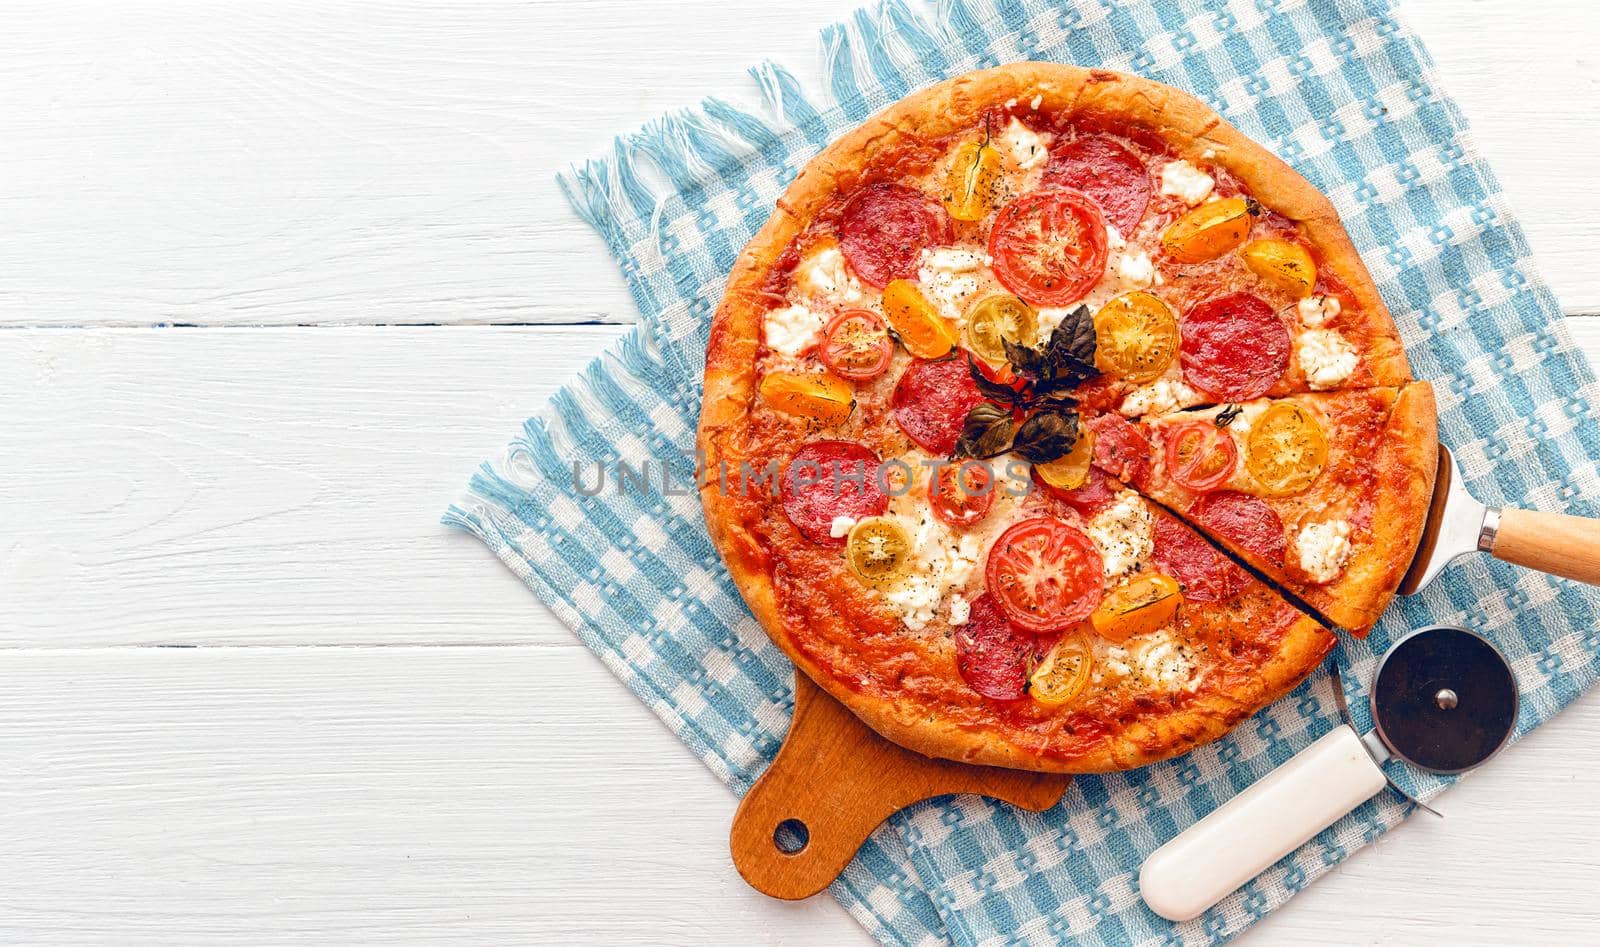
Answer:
1096, 383, 1438, 635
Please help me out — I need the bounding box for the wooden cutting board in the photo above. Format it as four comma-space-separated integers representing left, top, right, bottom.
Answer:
730, 674, 1072, 900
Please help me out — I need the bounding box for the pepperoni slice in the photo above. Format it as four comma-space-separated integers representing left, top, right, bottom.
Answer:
891, 357, 988, 455
1032, 463, 1118, 515
1042, 136, 1152, 233
1179, 293, 1290, 400
1186, 490, 1287, 566
955, 593, 1049, 701
1150, 511, 1249, 603
780, 440, 890, 545
1085, 413, 1153, 490
839, 183, 949, 288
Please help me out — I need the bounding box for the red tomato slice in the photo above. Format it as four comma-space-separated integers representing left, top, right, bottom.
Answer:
1042, 135, 1152, 233
839, 183, 949, 288
1085, 412, 1153, 490
1187, 490, 1287, 566
984, 517, 1104, 633
930, 461, 995, 528
988, 189, 1109, 307
890, 356, 988, 455
779, 440, 890, 545
1162, 420, 1239, 493
819, 309, 893, 381
955, 593, 1048, 701
1179, 293, 1290, 400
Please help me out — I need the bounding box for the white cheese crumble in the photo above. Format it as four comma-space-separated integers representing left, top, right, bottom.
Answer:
1296, 294, 1342, 328
879, 508, 984, 631
1093, 629, 1197, 691
1105, 225, 1127, 251
763, 303, 825, 357
1297, 328, 1359, 389
948, 596, 972, 626
1160, 159, 1215, 205
1118, 377, 1199, 417
796, 245, 863, 305
829, 515, 859, 539
1030, 94, 1042, 109
1085, 490, 1155, 579
916, 245, 990, 322
1002, 117, 1049, 171
1297, 519, 1353, 584
1117, 249, 1157, 291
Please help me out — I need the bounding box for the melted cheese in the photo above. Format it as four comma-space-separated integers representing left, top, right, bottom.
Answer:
1086, 490, 1155, 579
1297, 519, 1353, 583
1118, 378, 1199, 417
916, 245, 991, 322
795, 245, 864, 305
1002, 117, 1049, 170
1297, 294, 1341, 328
1160, 159, 1215, 205
763, 303, 825, 357
1297, 328, 1359, 389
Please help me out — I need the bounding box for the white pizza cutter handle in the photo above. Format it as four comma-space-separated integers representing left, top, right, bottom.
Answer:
1488, 508, 1600, 587
1139, 726, 1389, 922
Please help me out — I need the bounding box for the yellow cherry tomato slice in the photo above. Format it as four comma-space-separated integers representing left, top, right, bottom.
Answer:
846, 516, 911, 586
758, 371, 855, 425
944, 138, 1003, 222
1029, 632, 1093, 707
1161, 196, 1255, 264
882, 279, 959, 358
1089, 573, 1182, 644
1245, 402, 1328, 496
1093, 291, 1180, 382
1033, 429, 1096, 490
965, 294, 1039, 367
1241, 238, 1316, 299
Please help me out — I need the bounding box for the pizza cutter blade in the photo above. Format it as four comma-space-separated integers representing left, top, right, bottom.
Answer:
1139, 626, 1517, 922
1400, 444, 1600, 594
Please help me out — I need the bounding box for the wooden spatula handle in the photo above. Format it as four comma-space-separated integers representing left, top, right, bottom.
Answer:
1491, 508, 1600, 586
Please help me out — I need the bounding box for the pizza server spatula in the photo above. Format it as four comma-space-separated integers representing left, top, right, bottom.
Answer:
1138, 625, 1518, 921
1400, 444, 1600, 594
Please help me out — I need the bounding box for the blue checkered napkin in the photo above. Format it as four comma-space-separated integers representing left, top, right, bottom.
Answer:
449, 0, 1600, 943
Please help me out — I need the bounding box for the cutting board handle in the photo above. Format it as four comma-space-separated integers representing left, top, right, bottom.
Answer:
1491, 508, 1600, 586
730, 674, 1070, 900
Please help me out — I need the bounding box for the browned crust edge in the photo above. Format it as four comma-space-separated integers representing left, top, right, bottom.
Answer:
698, 63, 1404, 773
1319, 380, 1440, 633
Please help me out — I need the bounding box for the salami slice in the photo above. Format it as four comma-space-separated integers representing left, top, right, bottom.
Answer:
1032, 463, 1118, 515
839, 183, 948, 288
1150, 511, 1249, 603
1086, 412, 1153, 490
955, 593, 1049, 701
1042, 135, 1152, 233
891, 357, 988, 455
1179, 293, 1290, 400
1186, 491, 1287, 566
780, 440, 889, 545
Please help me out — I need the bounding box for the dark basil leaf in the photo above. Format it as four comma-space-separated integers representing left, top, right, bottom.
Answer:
1214, 403, 1244, 428
965, 354, 1022, 407
1044, 305, 1097, 371
1001, 337, 1047, 379
953, 402, 1016, 459
1030, 387, 1079, 410
1012, 408, 1080, 464
1245, 196, 1263, 217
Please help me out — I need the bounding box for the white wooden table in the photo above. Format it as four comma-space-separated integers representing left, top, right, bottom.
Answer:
3, 2, 1598, 943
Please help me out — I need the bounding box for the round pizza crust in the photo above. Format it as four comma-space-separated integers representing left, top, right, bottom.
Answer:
698, 62, 1431, 773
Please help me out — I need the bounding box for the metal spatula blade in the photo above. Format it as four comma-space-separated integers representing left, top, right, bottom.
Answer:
1399, 446, 1493, 595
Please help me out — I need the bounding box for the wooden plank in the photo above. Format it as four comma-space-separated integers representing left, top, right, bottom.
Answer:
0, 646, 867, 945
0, 326, 625, 648
0, 645, 1594, 946
5, 320, 1598, 652
0, 0, 1597, 328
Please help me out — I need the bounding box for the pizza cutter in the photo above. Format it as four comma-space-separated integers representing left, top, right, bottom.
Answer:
1400, 444, 1600, 594
1139, 625, 1518, 922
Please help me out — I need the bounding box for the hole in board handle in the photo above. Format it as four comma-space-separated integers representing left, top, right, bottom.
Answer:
773, 818, 809, 854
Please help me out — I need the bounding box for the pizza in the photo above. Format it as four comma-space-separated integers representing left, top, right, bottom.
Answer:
696, 63, 1438, 773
